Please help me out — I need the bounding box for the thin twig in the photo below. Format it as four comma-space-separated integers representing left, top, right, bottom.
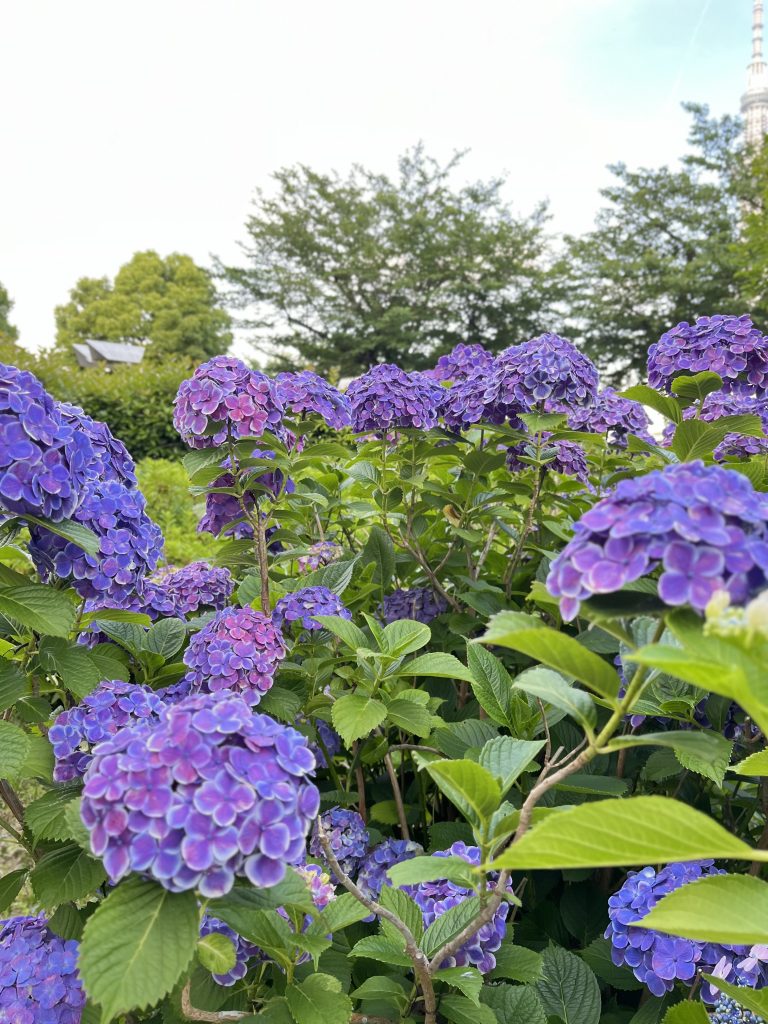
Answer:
0, 781, 25, 826
384, 752, 410, 841
181, 981, 248, 1020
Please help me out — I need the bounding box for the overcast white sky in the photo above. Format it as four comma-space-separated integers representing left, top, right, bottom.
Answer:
0, 0, 753, 354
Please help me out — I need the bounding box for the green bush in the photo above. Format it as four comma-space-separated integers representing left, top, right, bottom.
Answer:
136, 458, 218, 565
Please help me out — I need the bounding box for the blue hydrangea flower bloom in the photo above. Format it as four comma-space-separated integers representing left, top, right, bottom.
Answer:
564, 387, 653, 448
347, 364, 442, 433
547, 461, 768, 620
198, 449, 292, 539
712, 992, 766, 1022
57, 401, 137, 487
199, 913, 261, 986
309, 807, 370, 880
357, 838, 423, 905
506, 436, 590, 485
298, 540, 343, 574
378, 587, 447, 625
0, 364, 95, 522
81, 693, 320, 897
426, 343, 495, 383
273, 586, 352, 633
29, 480, 164, 604
174, 356, 283, 448
49, 679, 167, 783
0, 914, 85, 1024
152, 561, 234, 617
404, 842, 515, 973
183, 605, 286, 706
275, 371, 351, 429
648, 315, 768, 392
440, 368, 522, 430
483, 334, 599, 413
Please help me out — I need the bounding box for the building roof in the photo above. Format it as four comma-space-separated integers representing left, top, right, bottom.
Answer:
84, 340, 145, 364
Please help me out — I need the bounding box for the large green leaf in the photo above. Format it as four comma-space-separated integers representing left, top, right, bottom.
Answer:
0, 720, 30, 781
399, 651, 475, 682
380, 619, 431, 657
331, 694, 387, 745
348, 935, 411, 967
700, 978, 768, 1018
143, 618, 186, 658
620, 385, 682, 423
669, 371, 723, 404
387, 855, 476, 888
608, 730, 733, 762
20, 515, 100, 556
209, 870, 315, 922
491, 796, 759, 870
421, 896, 482, 957
537, 946, 601, 1024
26, 785, 82, 842
286, 973, 353, 1024
481, 984, 547, 1024
661, 1003, 710, 1024
313, 615, 367, 651
0, 659, 27, 711
77, 877, 199, 1021
439, 994, 497, 1024
479, 611, 620, 699
424, 759, 500, 829
385, 696, 433, 737
731, 750, 768, 776
466, 644, 516, 727
640, 873, 768, 944
197, 932, 237, 975
360, 524, 395, 586
513, 666, 596, 731
672, 414, 764, 462
31, 843, 106, 908
36, 637, 107, 699
489, 941, 544, 984
0, 584, 77, 637
434, 966, 483, 1004
0, 868, 27, 913
477, 736, 544, 794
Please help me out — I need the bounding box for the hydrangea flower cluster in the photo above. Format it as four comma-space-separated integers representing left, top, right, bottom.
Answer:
152, 561, 234, 616
57, 401, 137, 487
347, 364, 442, 433
29, 480, 164, 604
273, 586, 351, 633
661, 390, 768, 464
295, 714, 342, 769
200, 913, 261, 986
49, 679, 167, 782
506, 437, 590, 485
174, 356, 283, 448
198, 450, 291, 539
378, 587, 448, 624
275, 371, 351, 429
483, 334, 599, 413
426, 343, 495, 383
183, 606, 287, 706
712, 993, 766, 1023
81, 693, 320, 897
648, 315, 768, 392
297, 540, 343, 574
0, 363, 95, 522
440, 368, 521, 430
404, 842, 514, 973
309, 807, 370, 879
564, 387, 653, 447
0, 914, 85, 1023
356, 838, 423, 903
546, 461, 768, 620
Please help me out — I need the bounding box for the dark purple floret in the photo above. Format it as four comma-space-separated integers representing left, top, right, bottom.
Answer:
57, 401, 137, 487
378, 587, 448, 625
151, 561, 234, 617
347, 364, 442, 433
199, 914, 261, 986
440, 368, 522, 430
28, 480, 164, 604
564, 387, 653, 448
483, 334, 599, 414
275, 371, 351, 430
357, 838, 423, 905
426, 343, 495, 383
648, 315, 768, 392
49, 679, 167, 782
546, 461, 768, 620
174, 356, 283, 448
0, 363, 95, 522
506, 436, 590, 485
272, 586, 352, 633
404, 842, 515, 973
198, 449, 292, 539
309, 807, 370, 880
80, 693, 320, 897
295, 714, 342, 769
182, 606, 286, 706
0, 914, 85, 1024
298, 540, 343, 574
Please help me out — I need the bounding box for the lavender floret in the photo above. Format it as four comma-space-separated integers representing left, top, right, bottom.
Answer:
275, 371, 351, 429
309, 807, 370, 880
272, 586, 352, 633
347, 364, 442, 433
378, 588, 447, 625
648, 315, 768, 392
0, 914, 85, 1024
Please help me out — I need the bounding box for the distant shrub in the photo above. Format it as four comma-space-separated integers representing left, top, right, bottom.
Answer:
135, 458, 218, 565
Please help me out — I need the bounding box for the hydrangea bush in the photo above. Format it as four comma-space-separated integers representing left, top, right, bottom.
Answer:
4, 323, 768, 1023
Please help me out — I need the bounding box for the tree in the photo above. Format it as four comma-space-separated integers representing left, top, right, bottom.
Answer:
55, 251, 232, 363
0, 282, 19, 345
564, 104, 748, 384
221, 145, 563, 376
733, 138, 768, 315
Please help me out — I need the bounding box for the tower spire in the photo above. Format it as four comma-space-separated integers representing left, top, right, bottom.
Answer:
743, 0, 768, 146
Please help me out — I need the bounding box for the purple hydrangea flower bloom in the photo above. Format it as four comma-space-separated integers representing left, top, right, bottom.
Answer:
76, 580, 179, 648
648, 315, 768, 392
711, 993, 766, 1023
716, 434, 768, 462
440, 369, 523, 430
199, 914, 261, 986
506, 436, 590, 485
49, 679, 167, 782
57, 401, 137, 487
547, 461, 768, 620
272, 586, 352, 633
198, 449, 292, 539
80, 693, 320, 897
183, 606, 286, 706
0, 914, 85, 1023
564, 387, 653, 448
151, 561, 235, 617
378, 588, 448, 625
404, 842, 515, 973
174, 356, 283, 448
483, 334, 599, 414
347, 364, 442, 433
309, 807, 370, 880
295, 714, 342, 769
0, 364, 95, 522
275, 371, 351, 429
426, 344, 495, 383
298, 541, 343, 574
29, 480, 164, 604
357, 838, 423, 904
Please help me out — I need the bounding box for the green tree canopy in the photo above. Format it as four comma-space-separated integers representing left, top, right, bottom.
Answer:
0, 283, 19, 345
221, 145, 563, 376
734, 138, 768, 315
55, 250, 232, 363
564, 104, 749, 384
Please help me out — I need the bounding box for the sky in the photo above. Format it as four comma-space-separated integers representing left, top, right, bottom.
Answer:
0, 0, 755, 353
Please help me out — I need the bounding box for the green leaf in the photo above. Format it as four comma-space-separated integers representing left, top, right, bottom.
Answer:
332, 694, 387, 745
670, 371, 724, 404
197, 932, 237, 975
360, 524, 395, 586
421, 896, 481, 957
26, 785, 82, 842
439, 994, 497, 1024
379, 885, 424, 942
21, 514, 101, 556
348, 935, 411, 967
608, 730, 734, 764
259, 686, 303, 723
488, 942, 544, 983
19, 735, 54, 782
477, 736, 544, 795
47, 902, 85, 941
399, 651, 475, 682
537, 946, 601, 1024
78, 877, 199, 1022
672, 414, 764, 462
217, 908, 295, 970
80, 608, 152, 626
620, 384, 682, 424
554, 773, 627, 797
700, 978, 768, 1018
350, 975, 408, 1009
286, 973, 353, 1024
731, 750, 768, 776
31, 843, 106, 908
93, 620, 147, 656
491, 796, 759, 870
676, 738, 733, 785
639, 873, 768, 944
387, 855, 476, 888
0, 659, 27, 711
313, 615, 367, 651
0, 584, 77, 637
209, 869, 315, 922
480, 983, 547, 1024
578, 936, 644, 991
466, 644, 516, 726
37, 638, 106, 699
0, 720, 30, 781
424, 759, 501, 828
513, 666, 596, 731
0, 868, 27, 913
434, 966, 483, 1003
143, 618, 186, 659
385, 697, 433, 737
661, 1004, 710, 1024
380, 619, 431, 657
479, 611, 620, 699
310, 892, 371, 933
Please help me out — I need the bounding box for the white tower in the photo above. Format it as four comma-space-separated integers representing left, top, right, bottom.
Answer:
742, 0, 768, 145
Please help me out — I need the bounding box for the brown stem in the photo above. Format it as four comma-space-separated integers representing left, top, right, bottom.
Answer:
384, 752, 410, 841
397, 530, 462, 614
504, 467, 542, 597
255, 515, 271, 612
0, 781, 25, 826
351, 742, 367, 821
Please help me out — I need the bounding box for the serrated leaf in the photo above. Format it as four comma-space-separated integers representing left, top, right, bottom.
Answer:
731, 750, 768, 776
310, 892, 370, 933
360, 525, 395, 586
0, 868, 27, 913
513, 666, 596, 731
465, 644, 515, 726
433, 719, 499, 759
480, 983, 547, 1024
421, 896, 481, 958
286, 973, 353, 1024
661, 1003, 710, 1024
434, 966, 483, 1004
21, 514, 101, 556
313, 615, 367, 651
424, 759, 500, 828
349, 935, 412, 967
387, 855, 476, 888
78, 877, 199, 1021
639, 873, 768, 944
209, 869, 315, 922
488, 941, 544, 983
143, 618, 186, 659
0, 659, 27, 711
477, 736, 544, 794
198, 932, 237, 975
30, 843, 106, 908
259, 686, 302, 723
620, 384, 682, 423
350, 975, 408, 1009
47, 902, 85, 940
386, 697, 433, 737
0, 583, 77, 637
399, 651, 475, 682
380, 885, 423, 942
26, 785, 82, 842
0, 720, 30, 781
676, 738, 732, 785
439, 994, 497, 1024
331, 694, 387, 745
36, 637, 106, 699
537, 946, 601, 1024
380, 619, 431, 657
670, 371, 723, 404
578, 936, 644, 990
19, 734, 54, 782
94, 619, 147, 655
